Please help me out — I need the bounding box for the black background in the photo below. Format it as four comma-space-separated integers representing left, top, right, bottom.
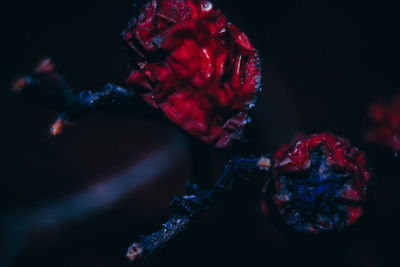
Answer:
1, 0, 400, 266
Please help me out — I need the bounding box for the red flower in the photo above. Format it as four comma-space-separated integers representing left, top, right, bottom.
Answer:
122, 0, 261, 148
367, 94, 400, 154
263, 133, 371, 234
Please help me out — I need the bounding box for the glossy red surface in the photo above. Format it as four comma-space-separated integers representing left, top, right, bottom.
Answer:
123, 0, 261, 148
274, 133, 371, 184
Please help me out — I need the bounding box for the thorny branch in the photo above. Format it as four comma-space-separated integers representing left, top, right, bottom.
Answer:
11, 58, 151, 136
126, 156, 272, 263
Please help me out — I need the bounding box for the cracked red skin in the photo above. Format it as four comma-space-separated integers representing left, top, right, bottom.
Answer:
367, 94, 400, 153
264, 133, 371, 234
123, 0, 261, 148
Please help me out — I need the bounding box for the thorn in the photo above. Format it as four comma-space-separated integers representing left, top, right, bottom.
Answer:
50, 117, 72, 136
257, 156, 271, 171
36, 58, 55, 74
127, 243, 143, 262
11, 77, 29, 94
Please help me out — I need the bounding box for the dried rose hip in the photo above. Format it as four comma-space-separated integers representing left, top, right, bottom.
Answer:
263, 133, 371, 234
122, 0, 261, 148
367, 94, 400, 154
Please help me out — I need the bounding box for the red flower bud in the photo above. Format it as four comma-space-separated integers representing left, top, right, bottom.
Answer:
263, 133, 371, 234
123, 0, 261, 148
367, 94, 400, 154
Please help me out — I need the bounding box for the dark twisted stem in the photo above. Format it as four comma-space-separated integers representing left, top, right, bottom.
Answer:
11, 58, 150, 135
127, 155, 272, 263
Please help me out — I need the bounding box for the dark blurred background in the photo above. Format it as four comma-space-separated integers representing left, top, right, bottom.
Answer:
1, 0, 400, 266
